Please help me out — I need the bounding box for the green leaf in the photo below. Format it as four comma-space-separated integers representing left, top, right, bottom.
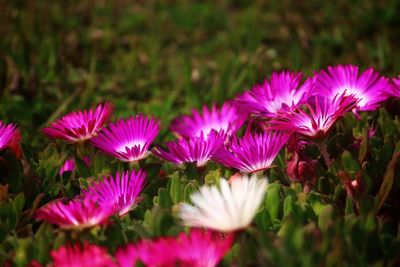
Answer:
265, 186, 281, 222
13, 193, 25, 222
169, 172, 182, 204
204, 169, 221, 186
375, 152, 400, 213
157, 188, 173, 209
183, 180, 199, 203
318, 205, 335, 231
283, 195, 295, 218
341, 150, 360, 173
308, 192, 325, 216
358, 128, 369, 163
79, 177, 89, 190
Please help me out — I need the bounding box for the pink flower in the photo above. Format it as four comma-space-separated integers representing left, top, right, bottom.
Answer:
153, 131, 226, 167
235, 71, 313, 117
36, 197, 114, 230
174, 229, 233, 267
83, 170, 146, 216
212, 131, 289, 173
315, 64, 390, 111
115, 244, 139, 267
59, 156, 91, 176
116, 229, 233, 267
391, 76, 400, 97
42, 102, 113, 143
138, 239, 178, 267
50, 242, 115, 267
0, 120, 21, 156
170, 102, 247, 138
268, 94, 358, 139
90, 115, 160, 162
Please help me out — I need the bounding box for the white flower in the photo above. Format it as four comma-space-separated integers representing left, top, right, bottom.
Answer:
179, 174, 268, 232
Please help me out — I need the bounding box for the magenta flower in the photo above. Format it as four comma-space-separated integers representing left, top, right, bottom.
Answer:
174, 229, 234, 267
50, 242, 116, 267
36, 197, 114, 230
116, 229, 233, 267
0, 120, 21, 154
153, 130, 226, 167
212, 131, 289, 173
115, 244, 139, 267
83, 170, 146, 216
391, 76, 400, 97
315, 64, 390, 111
138, 239, 178, 267
170, 102, 247, 138
268, 94, 358, 139
116, 239, 178, 267
42, 102, 113, 143
235, 71, 313, 117
90, 115, 160, 162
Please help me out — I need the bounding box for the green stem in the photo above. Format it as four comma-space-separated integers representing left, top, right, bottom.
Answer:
317, 139, 332, 167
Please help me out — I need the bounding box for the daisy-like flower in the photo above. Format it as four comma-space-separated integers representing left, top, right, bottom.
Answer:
42, 102, 113, 143
179, 174, 267, 232
0, 120, 21, 155
50, 242, 116, 267
212, 131, 289, 173
116, 229, 233, 267
268, 93, 358, 139
235, 71, 313, 117
174, 229, 234, 267
138, 239, 178, 267
152, 130, 226, 167
90, 115, 160, 162
170, 102, 247, 138
115, 244, 139, 267
315, 64, 390, 111
83, 170, 146, 216
36, 197, 114, 230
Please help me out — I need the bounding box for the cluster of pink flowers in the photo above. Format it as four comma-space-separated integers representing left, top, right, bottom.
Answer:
2, 64, 399, 266
46, 229, 233, 267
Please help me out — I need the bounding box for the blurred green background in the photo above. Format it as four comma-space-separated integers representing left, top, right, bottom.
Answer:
1, 0, 400, 147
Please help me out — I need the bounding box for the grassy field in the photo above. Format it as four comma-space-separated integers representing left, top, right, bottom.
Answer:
2, 1, 400, 266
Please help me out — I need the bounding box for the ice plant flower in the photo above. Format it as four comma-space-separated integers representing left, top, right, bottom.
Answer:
212, 131, 289, 173
138, 239, 178, 267
90, 115, 160, 162
115, 244, 139, 267
268, 94, 358, 139
0, 120, 21, 155
179, 174, 267, 232
315, 64, 390, 111
116, 229, 233, 267
50, 242, 116, 267
36, 197, 114, 230
391, 76, 400, 97
152, 130, 226, 167
83, 170, 146, 216
42, 102, 113, 143
170, 102, 247, 138
235, 71, 313, 117
174, 229, 234, 267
